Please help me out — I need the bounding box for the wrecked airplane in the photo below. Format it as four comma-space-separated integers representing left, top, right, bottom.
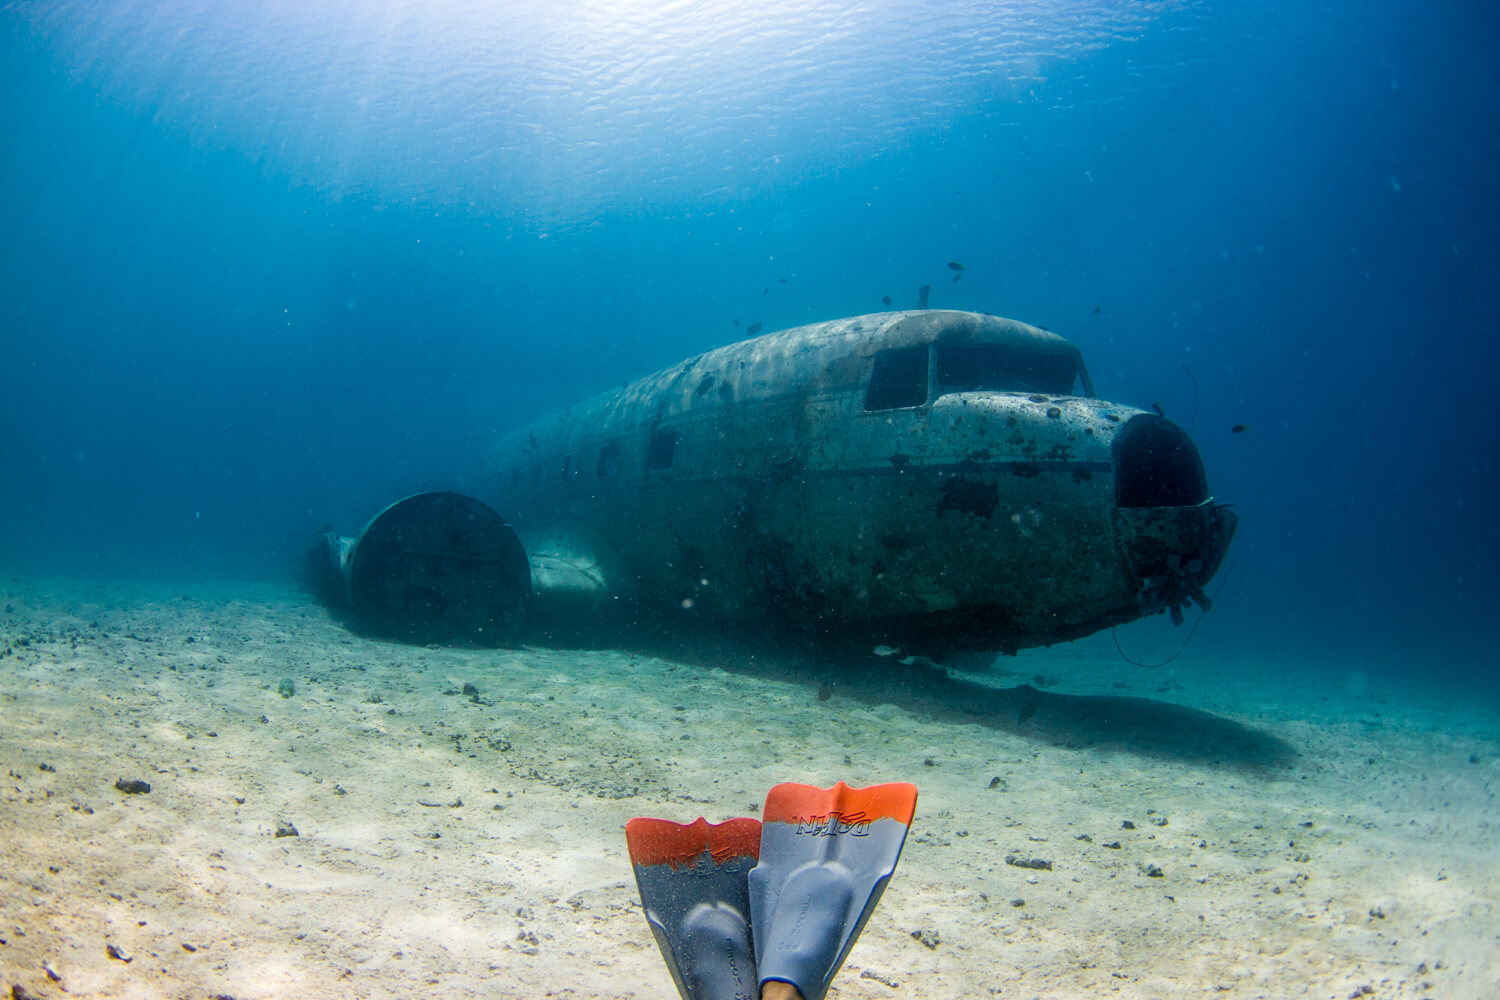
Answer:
310, 310, 1236, 650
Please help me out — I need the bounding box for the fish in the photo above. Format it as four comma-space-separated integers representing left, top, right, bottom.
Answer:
948, 261, 965, 271
732, 319, 740, 326
1092, 305, 1101, 314
1231, 423, 1249, 434
882, 295, 892, 306
918, 284, 931, 309
746, 321, 763, 336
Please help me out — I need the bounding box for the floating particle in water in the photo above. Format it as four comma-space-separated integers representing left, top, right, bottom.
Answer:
1092, 305, 1101, 314
1231, 424, 1249, 434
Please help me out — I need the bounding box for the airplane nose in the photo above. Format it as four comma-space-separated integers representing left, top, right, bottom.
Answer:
1111, 414, 1237, 618
1112, 413, 1208, 509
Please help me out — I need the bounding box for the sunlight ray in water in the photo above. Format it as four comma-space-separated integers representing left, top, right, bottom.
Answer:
17, 0, 1204, 222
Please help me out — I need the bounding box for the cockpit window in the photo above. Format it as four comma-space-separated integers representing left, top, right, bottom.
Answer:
864, 345, 930, 410
934, 344, 1078, 396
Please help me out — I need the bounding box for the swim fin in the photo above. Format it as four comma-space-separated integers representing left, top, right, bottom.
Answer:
748, 781, 918, 1000
626, 815, 763, 1000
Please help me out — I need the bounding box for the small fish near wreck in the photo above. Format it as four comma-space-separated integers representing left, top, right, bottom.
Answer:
311, 310, 1236, 653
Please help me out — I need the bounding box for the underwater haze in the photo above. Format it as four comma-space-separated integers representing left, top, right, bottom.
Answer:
1, 0, 1496, 680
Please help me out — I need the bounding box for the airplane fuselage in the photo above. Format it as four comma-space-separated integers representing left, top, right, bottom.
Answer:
485, 310, 1235, 651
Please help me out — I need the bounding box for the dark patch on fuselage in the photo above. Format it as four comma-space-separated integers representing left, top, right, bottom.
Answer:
937, 477, 999, 519
769, 451, 805, 479
1041, 443, 1073, 462
678, 543, 707, 582
880, 533, 909, 552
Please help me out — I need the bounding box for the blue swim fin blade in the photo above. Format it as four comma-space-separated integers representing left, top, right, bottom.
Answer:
626, 815, 763, 1000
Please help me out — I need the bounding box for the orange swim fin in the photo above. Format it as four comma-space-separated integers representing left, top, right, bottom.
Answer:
748, 781, 918, 1000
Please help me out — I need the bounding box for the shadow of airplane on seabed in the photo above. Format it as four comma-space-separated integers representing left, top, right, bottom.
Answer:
527, 620, 1298, 773
801, 664, 1291, 772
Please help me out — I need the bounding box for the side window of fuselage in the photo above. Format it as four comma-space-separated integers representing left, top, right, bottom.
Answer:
597, 442, 620, 479
864, 345, 930, 410
646, 428, 677, 471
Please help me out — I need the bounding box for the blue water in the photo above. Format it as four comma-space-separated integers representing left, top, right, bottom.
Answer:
1, 1, 1495, 680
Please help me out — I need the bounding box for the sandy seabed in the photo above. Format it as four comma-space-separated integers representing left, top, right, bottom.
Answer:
0, 579, 1495, 1000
